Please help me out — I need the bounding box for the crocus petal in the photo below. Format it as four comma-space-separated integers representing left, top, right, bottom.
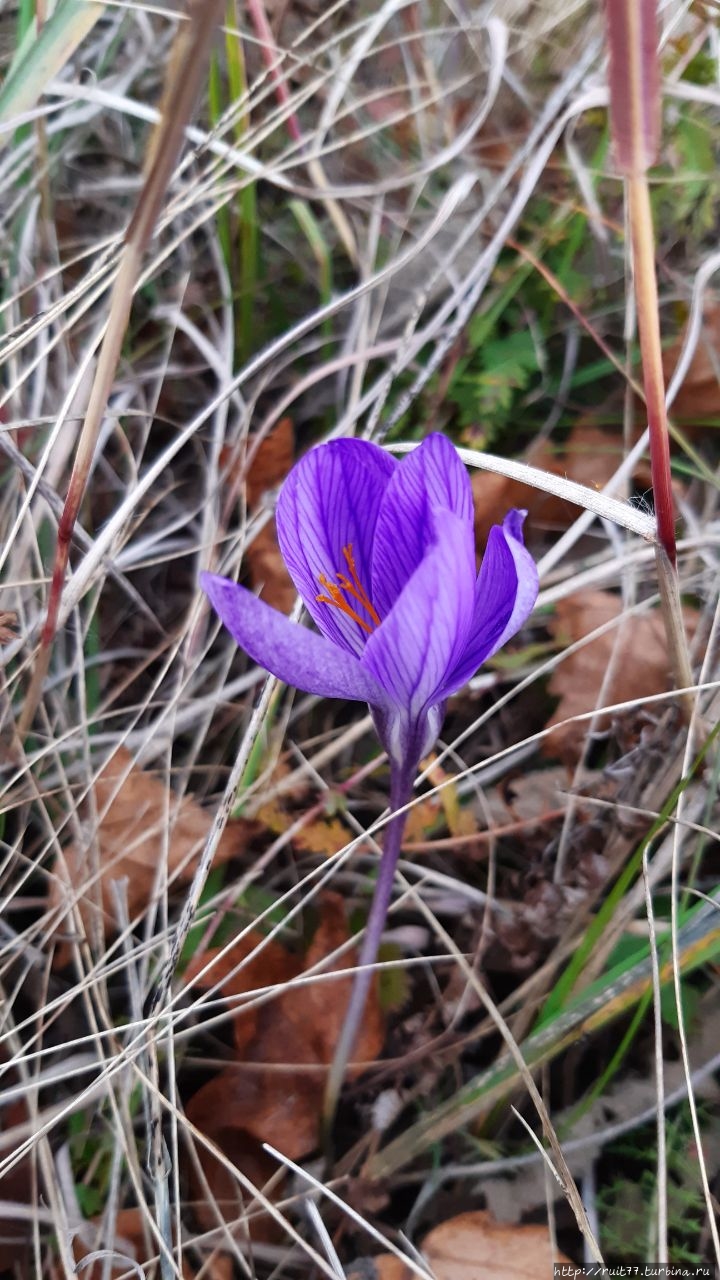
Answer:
439, 510, 539, 696
201, 572, 385, 705
275, 440, 396, 657
371, 433, 474, 616
362, 507, 476, 763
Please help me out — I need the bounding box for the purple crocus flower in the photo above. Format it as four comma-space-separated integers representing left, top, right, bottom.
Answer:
201, 433, 538, 1117
202, 433, 537, 777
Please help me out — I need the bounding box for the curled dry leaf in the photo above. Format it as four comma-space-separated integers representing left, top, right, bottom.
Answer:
367, 1210, 572, 1280
543, 590, 699, 764
184, 893, 384, 1237
285, 891, 384, 1068
49, 748, 250, 955
421, 1209, 574, 1277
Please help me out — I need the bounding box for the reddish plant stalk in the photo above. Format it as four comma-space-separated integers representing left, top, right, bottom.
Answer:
605, 0, 660, 174
604, 0, 696, 719
604, 0, 676, 566
245, 0, 302, 143
627, 176, 676, 565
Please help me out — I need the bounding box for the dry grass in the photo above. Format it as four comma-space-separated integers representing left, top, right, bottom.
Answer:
1, 1, 719, 1276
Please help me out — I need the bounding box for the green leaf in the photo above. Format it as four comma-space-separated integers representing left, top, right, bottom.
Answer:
377, 941, 410, 1012
76, 1183, 104, 1216
447, 328, 539, 429
660, 976, 700, 1032
676, 113, 714, 178
0, 1, 106, 135
240, 884, 290, 937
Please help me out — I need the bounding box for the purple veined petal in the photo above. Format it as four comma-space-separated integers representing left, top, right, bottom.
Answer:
275, 439, 396, 658
361, 506, 476, 764
201, 572, 386, 705
439, 509, 539, 697
371, 433, 474, 617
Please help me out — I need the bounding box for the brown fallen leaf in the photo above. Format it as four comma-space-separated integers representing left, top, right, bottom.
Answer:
186, 893, 384, 1083
184, 1118, 284, 1244
253, 783, 357, 859
244, 417, 294, 509
0, 1054, 33, 1272
662, 300, 720, 435
238, 418, 296, 611
544, 590, 698, 764
184, 893, 385, 1237
49, 748, 251, 953
71, 1206, 232, 1279
187, 1062, 320, 1172
368, 1210, 572, 1279
184, 927, 299, 1056
244, 519, 296, 612
284, 891, 384, 1069
216, 419, 296, 611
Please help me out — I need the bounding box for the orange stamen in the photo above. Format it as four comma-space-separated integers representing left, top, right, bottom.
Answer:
338, 544, 381, 626
316, 543, 380, 632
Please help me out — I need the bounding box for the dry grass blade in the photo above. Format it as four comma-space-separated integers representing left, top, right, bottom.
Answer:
392, 887, 604, 1259
365, 892, 720, 1181
1, 2, 718, 1273
18, 0, 224, 738
395, 442, 657, 540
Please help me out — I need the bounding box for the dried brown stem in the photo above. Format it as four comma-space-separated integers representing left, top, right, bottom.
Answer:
18, 0, 225, 737
627, 173, 676, 566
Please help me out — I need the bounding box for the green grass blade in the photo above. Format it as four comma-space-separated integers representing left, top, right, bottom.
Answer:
539, 721, 720, 1023
0, 0, 106, 135
366, 892, 720, 1180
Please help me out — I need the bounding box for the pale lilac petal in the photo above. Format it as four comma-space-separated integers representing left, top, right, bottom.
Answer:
276, 440, 396, 656
202, 573, 385, 704
370, 700, 446, 773
439, 510, 538, 696
361, 508, 476, 761
371, 433, 474, 616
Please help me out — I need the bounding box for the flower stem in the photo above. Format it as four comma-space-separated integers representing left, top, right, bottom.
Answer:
322, 763, 414, 1136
